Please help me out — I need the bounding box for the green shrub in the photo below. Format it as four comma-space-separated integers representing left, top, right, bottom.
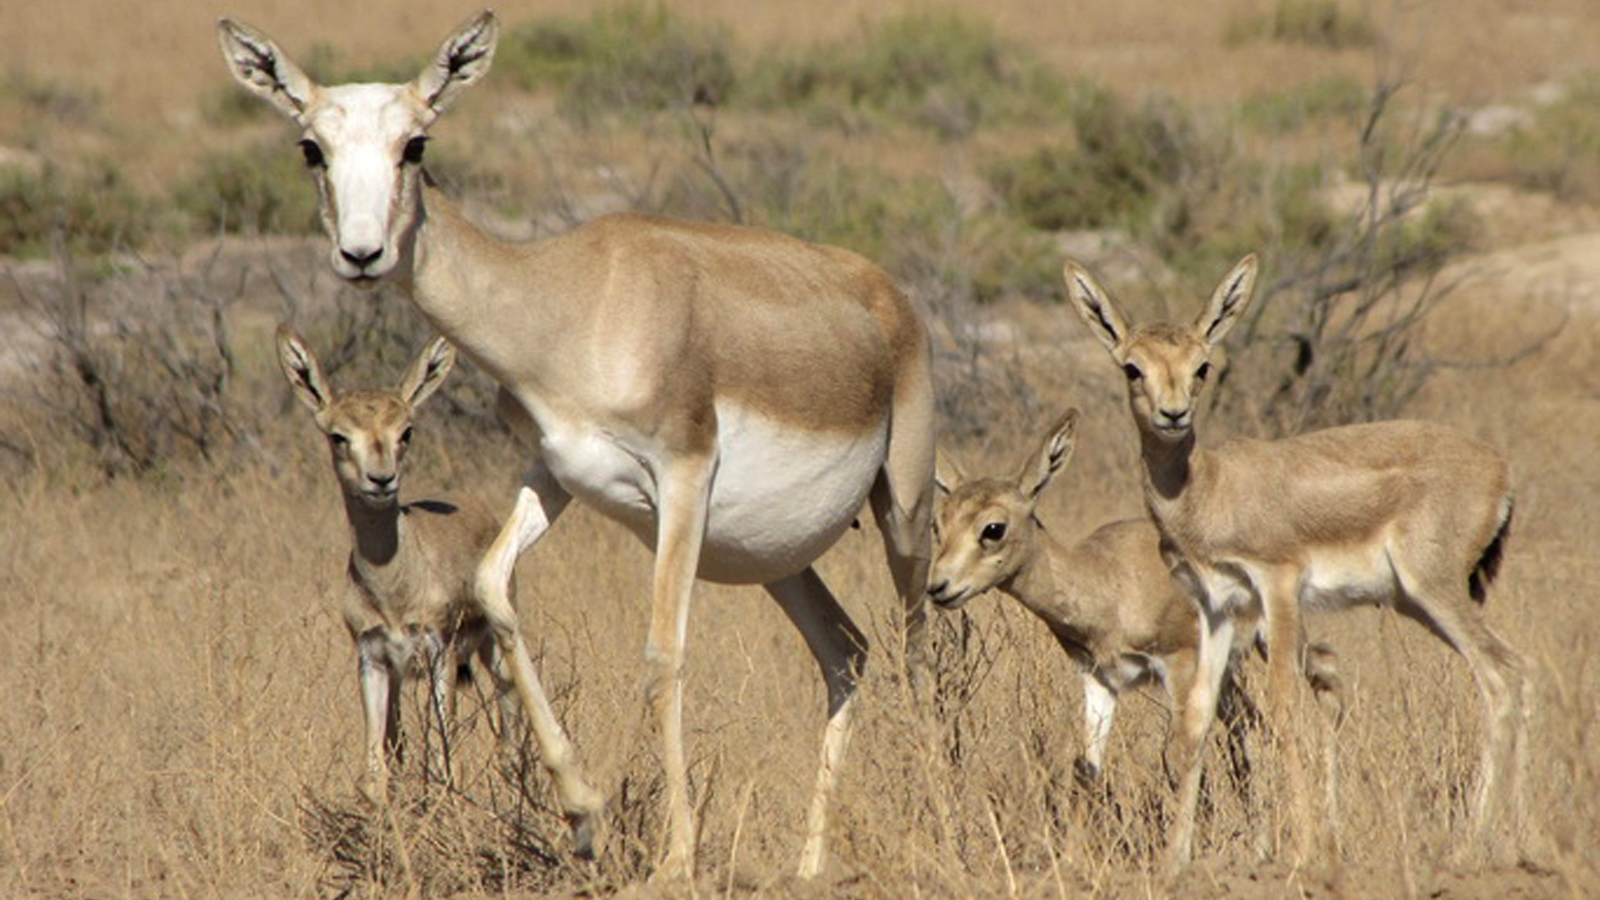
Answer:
0, 162, 148, 257
496, 3, 735, 123
1227, 0, 1378, 49
1499, 73, 1600, 203
748, 10, 1065, 139
172, 142, 319, 236
988, 85, 1199, 232
1242, 75, 1368, 134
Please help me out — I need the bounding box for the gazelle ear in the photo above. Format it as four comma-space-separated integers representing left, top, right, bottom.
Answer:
415, 10, 498, 114
275, 326, 333, 414
1063, 261, 1131, 356
1195, 253, 1258, 348
933, 450, 966, 496
1017, 409, 1079, 500
399, 336, 456, 410
217, 19, 318, 121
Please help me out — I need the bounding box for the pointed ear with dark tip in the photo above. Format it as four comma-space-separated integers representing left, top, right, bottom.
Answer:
1195, 253, 1258, 348
933, 450, 966, 497
1063, 261, 1131, 357
415, 10, 498, 114
1017, 409, 1079, 500
217, 19, 317, 121
399, 336, 456, 410
275, 326, 332, 414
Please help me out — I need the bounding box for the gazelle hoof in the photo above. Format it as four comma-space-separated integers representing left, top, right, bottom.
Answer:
568, 807, 604, 860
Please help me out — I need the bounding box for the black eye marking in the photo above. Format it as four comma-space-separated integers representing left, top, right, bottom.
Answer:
1195, 361, 1212, 381
300, 138, 326, 169
1122, 362, 1143, 382
403, 136, 428, 165
981, 522, 1007, 543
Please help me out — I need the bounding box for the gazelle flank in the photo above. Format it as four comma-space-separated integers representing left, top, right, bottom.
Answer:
1064, 254, 1532, 870
222, 12, 936, 880
928, 409, 1342, 787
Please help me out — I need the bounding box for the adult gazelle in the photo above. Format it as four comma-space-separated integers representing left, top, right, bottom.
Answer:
219, 11, 936, 880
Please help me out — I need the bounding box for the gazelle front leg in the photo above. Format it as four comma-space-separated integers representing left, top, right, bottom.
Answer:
355, 629, 399, 801
1079, 673, 1118, 783
1165, 605, 1236, 872
474, 465, 605, 854
645, 449, 718, 880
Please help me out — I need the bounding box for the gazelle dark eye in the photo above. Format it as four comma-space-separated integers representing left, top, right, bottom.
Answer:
329, 432, 350, 449
399, 426, 414, 446
981, 522, 1007, 543
1195, 362, 1213, 381
1121, 363, 1143, 382
299, 139, 326, 169
402, 136, 428, 165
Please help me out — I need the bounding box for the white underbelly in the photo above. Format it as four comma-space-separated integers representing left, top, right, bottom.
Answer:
540, 404, 889, 584
1299, 543, 1397, 612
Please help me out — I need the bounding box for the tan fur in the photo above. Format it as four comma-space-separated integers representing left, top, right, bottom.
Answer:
275, 326, 512, 799
223, 11, 936, 879
928, 411, 1341, 785
1064, 255, 1532, 870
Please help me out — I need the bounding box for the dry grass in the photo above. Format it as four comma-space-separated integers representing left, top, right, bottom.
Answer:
3, 0, 1599, 898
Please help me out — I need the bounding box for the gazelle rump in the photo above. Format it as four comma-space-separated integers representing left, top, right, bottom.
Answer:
1064, 254, 1532, 868
927, 410, 1342, 786
222, 11, 936, 880
277, 327, 573, 804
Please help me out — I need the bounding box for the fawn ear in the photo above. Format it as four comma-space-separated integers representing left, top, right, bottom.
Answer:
415, 10, 498, 114
933, 450, 966, 497
399, 336, 456, 410
1196, 253, 1258, 348
1017, 409, 1079, 501
275, 326, 332, 415
1064, 261, 1131, 357
217, 19, 318, 121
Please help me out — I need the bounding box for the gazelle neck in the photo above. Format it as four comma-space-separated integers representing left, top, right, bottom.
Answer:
343, 494, 402, 568
1138, 426, 1197, 507
1002, 526, 1064, 620
401, 184, 562, 388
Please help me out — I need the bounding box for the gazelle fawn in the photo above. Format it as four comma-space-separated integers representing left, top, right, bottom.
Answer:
1064, 254, 1532, 869
277, 327, 524, 801
928, 409, 1341, 790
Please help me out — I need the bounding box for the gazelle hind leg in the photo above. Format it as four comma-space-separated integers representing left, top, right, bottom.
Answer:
1393, 583, 1528, 858
767, 567, 869, 879
869, 373, 936, 694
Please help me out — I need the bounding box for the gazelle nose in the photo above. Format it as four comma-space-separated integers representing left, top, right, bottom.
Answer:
340, 245, 383, 270
368, 472, 396, 491
927, 579, 950, 601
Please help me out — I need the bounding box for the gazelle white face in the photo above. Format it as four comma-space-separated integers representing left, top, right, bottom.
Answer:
217, 11, 497, 282
297, 85, 434, 281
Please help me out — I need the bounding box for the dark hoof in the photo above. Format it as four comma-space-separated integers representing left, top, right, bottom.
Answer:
568, 808, 604, 861
1073, 756, 1102, 788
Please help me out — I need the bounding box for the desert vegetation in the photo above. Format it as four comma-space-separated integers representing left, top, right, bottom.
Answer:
1, 1, 1597, 897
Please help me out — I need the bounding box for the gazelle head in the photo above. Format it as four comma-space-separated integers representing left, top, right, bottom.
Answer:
1064, 255, 1257, 444
217, 12, 498, 281
276, 326, 456, 509
927, 410, 1079, 609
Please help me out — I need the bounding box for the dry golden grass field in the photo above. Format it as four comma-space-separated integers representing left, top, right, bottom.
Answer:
2, 1, 1599, 898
